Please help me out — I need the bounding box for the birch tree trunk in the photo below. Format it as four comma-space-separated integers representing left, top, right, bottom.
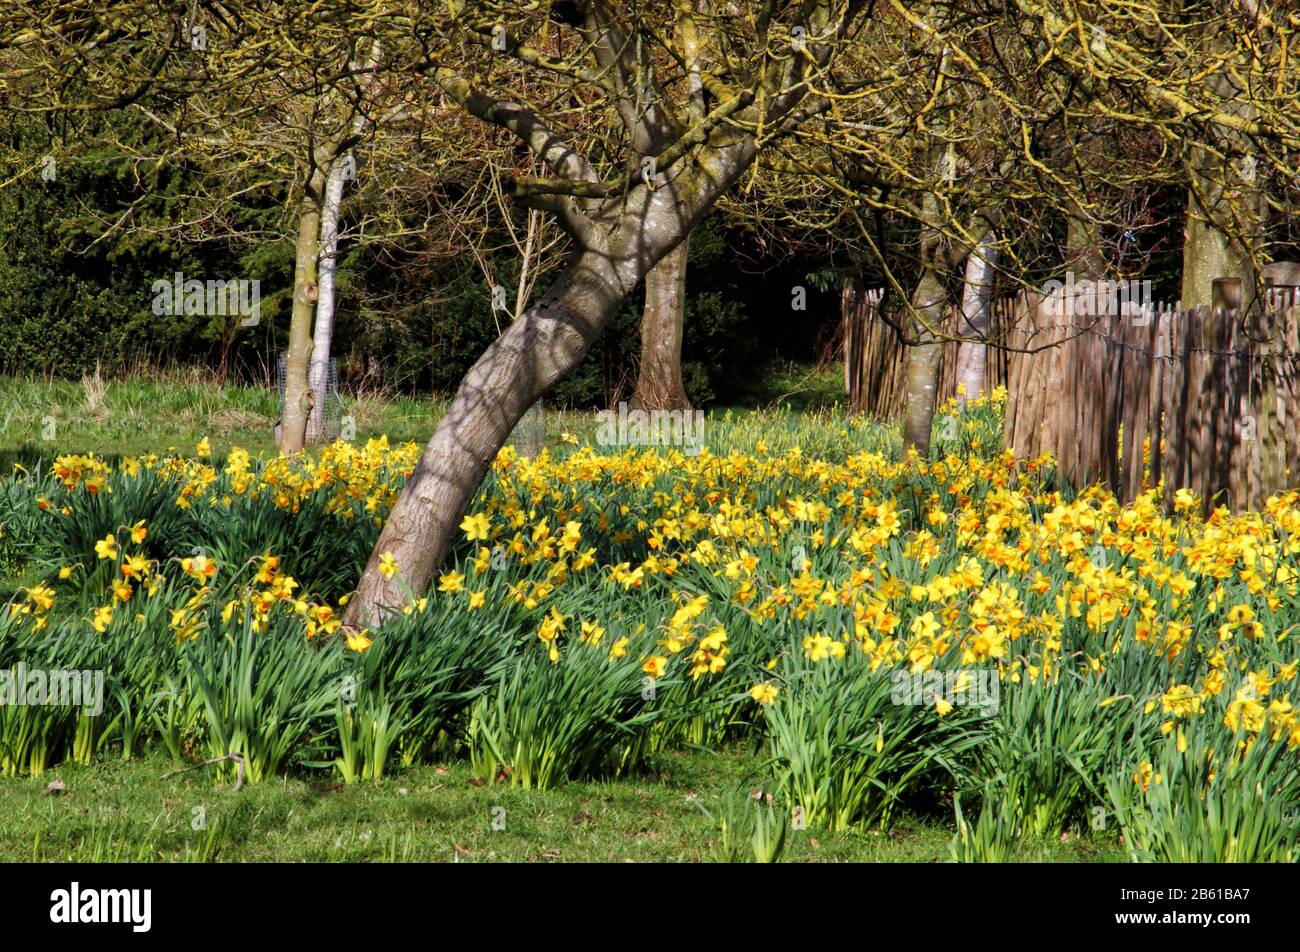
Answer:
953, 234, 997, 406
629, 237, 691, 411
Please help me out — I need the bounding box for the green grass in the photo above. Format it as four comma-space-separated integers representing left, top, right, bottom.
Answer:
0, 363, 887, 470
0, 370, 439, 466
1, 749, 1120, 863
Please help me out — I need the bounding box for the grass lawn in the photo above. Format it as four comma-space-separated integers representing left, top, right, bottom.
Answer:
0, 362, 861, 468
2, 749, 1121, 863
0, 371, 439, 466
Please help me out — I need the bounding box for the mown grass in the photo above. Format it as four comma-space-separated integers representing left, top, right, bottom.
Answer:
2, 749, 1119, 863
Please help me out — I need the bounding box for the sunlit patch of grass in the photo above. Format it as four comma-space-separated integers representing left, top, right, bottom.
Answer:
1, 749, 1115, 863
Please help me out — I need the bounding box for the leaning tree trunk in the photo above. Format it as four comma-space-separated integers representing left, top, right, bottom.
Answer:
280, 192, 323, 454
629, 237, 691, 411
900, 268, 949, 458
345, 248, 640, 625
306, 158, 348, 444
953, 234, 997, 407
345, 130, 764, 626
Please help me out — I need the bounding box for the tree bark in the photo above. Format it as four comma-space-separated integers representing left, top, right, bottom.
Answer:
629, 237, 691, 411
1179, 28, 1266, 511
900, 130, 956, 458
306, 158, 347, 444
280, 191, 322, 455
953, 234, 997, 407
1180, 157, 1257, 310
900, 268, 948, 457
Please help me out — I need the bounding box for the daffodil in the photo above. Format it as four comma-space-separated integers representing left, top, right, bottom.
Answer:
94, 534, 118, 561
460, 512, 491, 541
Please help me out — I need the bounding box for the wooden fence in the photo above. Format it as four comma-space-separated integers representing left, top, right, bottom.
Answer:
844, 284, 1300, 510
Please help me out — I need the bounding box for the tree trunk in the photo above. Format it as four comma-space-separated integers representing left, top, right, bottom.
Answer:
307, 158, 347, 444
280, 194, 322, 454
345, 248, 640, 625
901, 133, 956, 458
901, 268, 948, 457
953, 235, 997, 406
345, 123, 764, 626
629, 237, 691, 411
1179, 28, 1266, 512
1180, 28, 1262, 311
1181, 158, 1257, 311
344, 0, 851, 623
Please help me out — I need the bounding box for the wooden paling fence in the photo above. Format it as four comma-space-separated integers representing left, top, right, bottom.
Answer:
842, 286, 896, 417
1004, 287, 1300, 509
844, 283, 1300, 510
